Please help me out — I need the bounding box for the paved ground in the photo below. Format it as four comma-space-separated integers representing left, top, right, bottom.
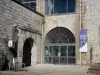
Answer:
0, 64, 96, 75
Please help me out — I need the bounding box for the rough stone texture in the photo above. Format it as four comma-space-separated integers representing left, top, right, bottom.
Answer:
0, 0, 43, 39
0, 38, 13, 59
44, 14, 77, 36
17, 29, 40, 65
0, 0, 43, 67
36, 0, 45, 15
0, 38, 13, 69
85, 0, 100, 63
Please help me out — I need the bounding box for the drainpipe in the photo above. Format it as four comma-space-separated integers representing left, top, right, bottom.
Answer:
41, 18, 45, 64
80, 0, 82, 30
79, 0, 82, 65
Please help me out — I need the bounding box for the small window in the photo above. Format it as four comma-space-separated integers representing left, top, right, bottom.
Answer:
30, 2, 36, 10
22, 0, 36, 10
68, 0, 76, 12
45, 0, 76, 15
16, 0, 36, 10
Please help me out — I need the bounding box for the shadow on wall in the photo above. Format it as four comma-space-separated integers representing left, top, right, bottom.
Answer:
9, 47, 17, 58
98, 25, 100, 46
0, 52, 9, 71
0, 39, 10, 71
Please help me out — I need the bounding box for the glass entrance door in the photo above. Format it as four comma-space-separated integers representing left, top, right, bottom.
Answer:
60, 46, 67, 64
45, 45, 75, 64
52, 46, 67, 64
52, 46, 60, 64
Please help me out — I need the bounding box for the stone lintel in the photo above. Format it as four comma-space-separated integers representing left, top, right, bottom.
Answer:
18, 26, 42, 35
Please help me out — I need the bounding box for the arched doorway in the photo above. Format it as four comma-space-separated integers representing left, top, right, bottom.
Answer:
23, 38, 34, 67
44, 27, 76, 64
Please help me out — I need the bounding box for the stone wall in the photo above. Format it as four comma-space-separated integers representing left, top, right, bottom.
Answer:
41, 0, 81, 64
0, 0, 43, 39
0, 0, 44, 66
43, 13, 81, 64
44, 14, 77, 37
17, 29, 41, 65
1, 0, 100, 66
36, 0, 45, 15
85, 0, 100, 63
0, 38, 12, 60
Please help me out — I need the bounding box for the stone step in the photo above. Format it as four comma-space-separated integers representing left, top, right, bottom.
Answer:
90, 63, 100, 69
88, 68, 98, 74
87, 63, 100, 74
88, 68, 100, 75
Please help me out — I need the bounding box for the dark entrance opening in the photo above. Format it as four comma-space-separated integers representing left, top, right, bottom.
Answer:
23, 38, 33, 67
45, 27, 76, 64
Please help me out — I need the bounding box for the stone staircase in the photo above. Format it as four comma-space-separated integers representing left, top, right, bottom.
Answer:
87, 63, 100, 75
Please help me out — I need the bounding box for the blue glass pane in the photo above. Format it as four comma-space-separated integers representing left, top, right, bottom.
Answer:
30, 2, 36, 9
45, 0, 76, 15
48, 0, 53, 14
68, 0, 76, 12
24, 3, 29, 7
45, 0, 49, 14
30, 0, 35, 1
54, 0, 67, 14
24, 0, 29, 2
45, 0, 53, 14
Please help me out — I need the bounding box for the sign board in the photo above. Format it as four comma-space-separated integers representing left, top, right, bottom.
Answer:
8, 40, 13, 47
80, 29, 88, 52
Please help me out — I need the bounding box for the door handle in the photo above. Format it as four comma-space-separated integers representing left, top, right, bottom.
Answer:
58, 53, 61, 57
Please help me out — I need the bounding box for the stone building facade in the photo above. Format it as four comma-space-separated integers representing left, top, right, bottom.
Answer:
0, 0, 100, 69
37, 0, 100, 65
85, 0, 100, 63
0, 0, 44, 69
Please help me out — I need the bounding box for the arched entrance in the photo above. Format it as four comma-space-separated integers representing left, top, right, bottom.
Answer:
44, 27, 76, 64
23, 38, 34, 67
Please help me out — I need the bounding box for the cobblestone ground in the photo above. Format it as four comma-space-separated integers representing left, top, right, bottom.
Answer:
0, 65, 96, 75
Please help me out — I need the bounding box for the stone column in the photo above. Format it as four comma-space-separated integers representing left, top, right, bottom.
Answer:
75, 0, 81, 65
17, 29, 24, 63
31, 43, 37, 65
36, 0, 45, 14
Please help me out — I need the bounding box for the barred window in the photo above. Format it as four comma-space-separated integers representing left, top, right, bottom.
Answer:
22, 0, 36, 10
15, 0, 36, 10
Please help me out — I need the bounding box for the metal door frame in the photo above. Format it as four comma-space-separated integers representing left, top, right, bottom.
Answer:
45, 43, 75, 64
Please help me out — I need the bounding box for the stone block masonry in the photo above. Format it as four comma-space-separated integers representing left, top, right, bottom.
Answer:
0, 0, 44, 68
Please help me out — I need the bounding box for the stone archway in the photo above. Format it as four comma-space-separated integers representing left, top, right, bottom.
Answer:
44, 27, 76, 64
22, 38, 34, 67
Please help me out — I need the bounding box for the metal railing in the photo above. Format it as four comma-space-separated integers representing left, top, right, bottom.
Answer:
8, 58, 26, 71
0, 50, 25, 71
